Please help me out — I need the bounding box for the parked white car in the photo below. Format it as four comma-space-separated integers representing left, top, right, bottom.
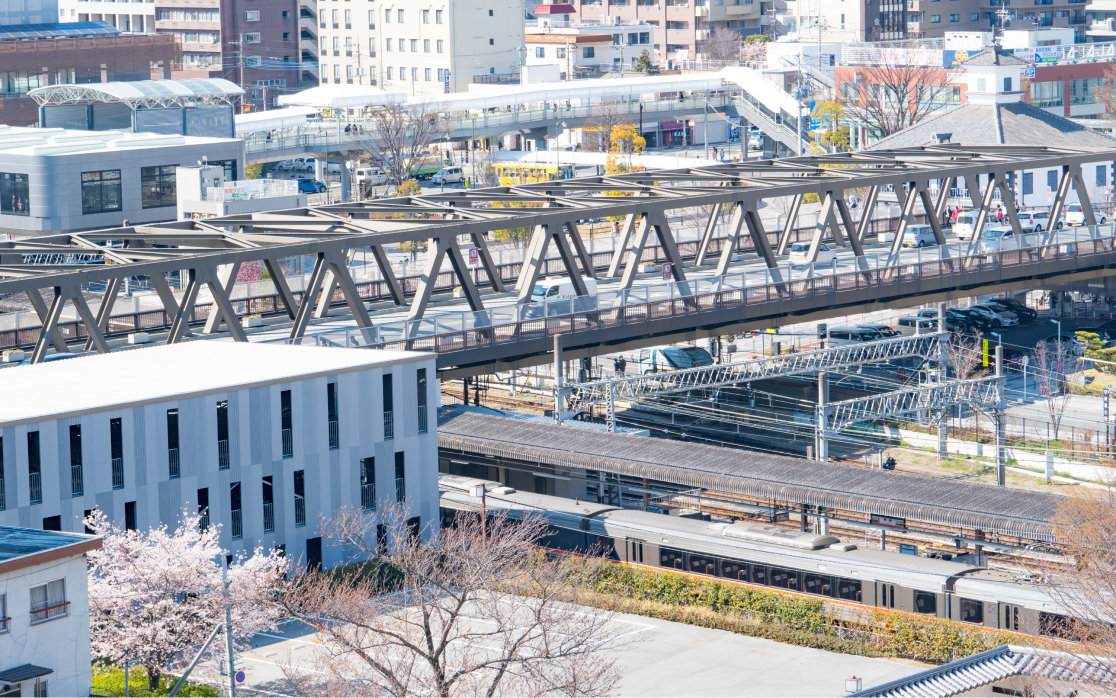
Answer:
1017, 210, 1054, 233
902, 224, 937, 248
356, 166, 388, 186
975, 225, 1015, 253
788, 242, 835, 267
969, 304, 1019, 327
432, 166, 464, 185
1064, 204, 1108, 227
952, 211, 979, 240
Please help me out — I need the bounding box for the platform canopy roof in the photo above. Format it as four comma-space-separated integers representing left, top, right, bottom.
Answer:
234, 106, 321, 135
277, 84, 407, 110
28, 78, 244, 109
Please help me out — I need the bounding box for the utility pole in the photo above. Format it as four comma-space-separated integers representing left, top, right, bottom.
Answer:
936, 304, 948, 461
815, 371, 829, 462
223, 562, 236, 697
995, 345, 1006, 487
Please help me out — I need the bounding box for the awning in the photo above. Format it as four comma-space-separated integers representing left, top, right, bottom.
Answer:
0, 665, 52, 684
533, 3, 576, 13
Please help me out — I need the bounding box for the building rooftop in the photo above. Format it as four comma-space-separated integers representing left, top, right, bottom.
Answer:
0, 526, 100, 574
0, 342, 431, 427
0, 125, 238, 157
866, 100, 1116, 150
961, 46, 1030, 66
0, 21, 119, 41
29, 78, 243, 109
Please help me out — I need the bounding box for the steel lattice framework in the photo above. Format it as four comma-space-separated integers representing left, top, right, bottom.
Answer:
559, 332, 944, 416
824, 377, 1000, 433
2, 144, 1115, 364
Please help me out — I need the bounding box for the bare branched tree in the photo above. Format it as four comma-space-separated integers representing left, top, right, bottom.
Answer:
276, 504, 624, 696
1090, 64, 1116, 118
702, 27, 741, 64
842, 60, 957, 139
370, 102, 444, 186
1033, 339, 1074, 444
585, 100, 626, 153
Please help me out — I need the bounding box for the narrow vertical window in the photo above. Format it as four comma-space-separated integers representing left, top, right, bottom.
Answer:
217, 400, 230, 469
230, 481, 243, 539
280, 390, 293, 458
110, 417, 123, 490
197, 488, 210, 530
293, 470, 306, 527
167, 408, 180, 479
262, 475, 274, 533
394, 452, 405, 502
360, 457, 375, 510
69, 425, 83, 497
27, 431, 41, 505
327, 382, 339, 450
124, 501, 137, 531
0, 436, 6, 510
416, 368, 428, 434
382, 374, 394, 439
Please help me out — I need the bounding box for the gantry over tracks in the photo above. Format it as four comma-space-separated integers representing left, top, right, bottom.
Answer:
3, 144, 1116, 371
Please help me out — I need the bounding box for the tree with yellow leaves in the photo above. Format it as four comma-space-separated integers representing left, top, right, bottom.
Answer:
605, 124, 646, 175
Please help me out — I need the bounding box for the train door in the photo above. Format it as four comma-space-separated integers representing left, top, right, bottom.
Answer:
998, 603, 1024, 632
875, 582, 898, 609
626, 539, 647, 564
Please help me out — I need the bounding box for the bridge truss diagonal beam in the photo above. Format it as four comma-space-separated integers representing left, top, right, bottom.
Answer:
823, 377, 1000, 434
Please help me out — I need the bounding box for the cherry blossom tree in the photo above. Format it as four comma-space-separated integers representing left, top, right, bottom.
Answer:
84, 509, 288, 691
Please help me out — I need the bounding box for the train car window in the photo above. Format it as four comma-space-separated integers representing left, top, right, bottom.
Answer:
687, 555, 715, 575
914, 591, 937, 615
879, 584, 896, 608
751, 564, 768, 586
598, 536, 619, 561
1039, 612, 1074, 639
1002, 605, 1020, 631
960, 598, 984, 624
837, 578, 863, 602
770, 567, 798, 590
660, 548, 685, 570
720, 560, 747, 581
803, 573, 834, 597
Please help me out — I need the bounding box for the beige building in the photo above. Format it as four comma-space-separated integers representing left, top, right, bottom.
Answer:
374, 0, 524, 95
561, 0, 768, 68
317, 0, 378, 86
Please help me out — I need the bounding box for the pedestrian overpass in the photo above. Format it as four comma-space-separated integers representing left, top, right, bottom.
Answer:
2, 144, 1114, 374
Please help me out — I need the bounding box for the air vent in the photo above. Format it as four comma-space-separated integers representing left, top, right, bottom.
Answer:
829, 542, 857, 551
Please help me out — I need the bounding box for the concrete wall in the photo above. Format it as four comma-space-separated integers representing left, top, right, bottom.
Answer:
0, 356, 440, 568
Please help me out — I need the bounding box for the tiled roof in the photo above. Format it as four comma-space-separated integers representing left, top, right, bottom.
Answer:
867, 101, 1116, 150
852, 645, 1116, 697
0, 665, 52, 683
962, 48, 1030, 66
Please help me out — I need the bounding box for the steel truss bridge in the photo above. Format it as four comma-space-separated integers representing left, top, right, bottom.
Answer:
3, 145, 1116, 371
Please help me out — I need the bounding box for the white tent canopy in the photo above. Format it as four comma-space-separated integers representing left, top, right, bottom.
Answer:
234, 106, 319, 135
719, 66, 800, 116
277, 85, 407, 110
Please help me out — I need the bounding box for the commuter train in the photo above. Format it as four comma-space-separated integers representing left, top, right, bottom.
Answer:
439, 476, 1072, 638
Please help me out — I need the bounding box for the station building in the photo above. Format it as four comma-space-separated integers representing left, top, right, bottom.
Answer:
0, 124, 243, 237
0, 342, 439, 569
0, 526, 100, 697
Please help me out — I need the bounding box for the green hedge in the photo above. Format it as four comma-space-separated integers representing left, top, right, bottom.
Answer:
92, 667, 217, 697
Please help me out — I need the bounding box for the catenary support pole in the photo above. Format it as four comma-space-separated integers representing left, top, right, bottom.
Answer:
816, 371, 829, 462
937, 304, 948, 461
554, 334, 564, 424
995, 345, 1006, 486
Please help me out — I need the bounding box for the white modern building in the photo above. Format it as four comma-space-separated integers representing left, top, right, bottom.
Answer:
0, 526, 100, 697
176, 165, 307, 220
0, 125, 243, 237
375, 0, 524, 94
0, 342, 439, 569
317, 0, 379, 87
524, 15, 655, 79
57, 0, 156, 33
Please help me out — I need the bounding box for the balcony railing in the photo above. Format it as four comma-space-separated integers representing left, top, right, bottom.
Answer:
361, 482, 375, 510
71, 464, 83, 497
218, 439, 229, 469
29, 472, 42, 505
395, 476, 405, 502
328, 419, 339, 450
384, 410, 394, 440
0, 615, 9, 633
417, 407, 428, 434
295, 495, 306, 527
231, 508, 243, 539
30, 601, 69, 625
168, 447, 180, 479
111, 457, 124, 490
263, 501, 275, 533
199, 507, 210, 531
282, 428, 293, 458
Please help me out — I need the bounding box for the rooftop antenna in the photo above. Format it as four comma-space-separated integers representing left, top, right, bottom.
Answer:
994, 3, 1012, 45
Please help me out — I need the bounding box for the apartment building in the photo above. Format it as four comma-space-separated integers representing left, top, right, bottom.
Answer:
316, 0, 379, 87
58, 0, 157, 33
0, 342, 439, 570
371, 0, 524, 94
0, 526, 100, 697
562, 0, 767, 68
525, 9, 654, 78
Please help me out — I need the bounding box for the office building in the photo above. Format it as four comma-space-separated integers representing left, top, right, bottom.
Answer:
57, 0, 156, 33
0, 124, 244, 236
0, 0, 60, 25
0, 343, 439, 570
0, 526, 100, 697
316, 0, 379, 86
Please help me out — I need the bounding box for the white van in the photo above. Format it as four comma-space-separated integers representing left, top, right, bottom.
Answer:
902, 224, 937, 248
432, 166, 464, 185
356, 166, 388, 186
827, 326, 882, 346
529, 277, 598, 304
953, 211, 979, 240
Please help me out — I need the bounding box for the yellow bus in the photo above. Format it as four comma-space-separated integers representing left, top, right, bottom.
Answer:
488, 161, 575, 186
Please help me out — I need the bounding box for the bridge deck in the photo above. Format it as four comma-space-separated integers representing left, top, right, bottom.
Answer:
437, 410, 1061, 543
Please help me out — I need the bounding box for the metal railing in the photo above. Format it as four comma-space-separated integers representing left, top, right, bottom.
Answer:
328, 419, 339, 449
361, 481, 375, 511
168, 447, 180, 479
417, 407, 428, 434
282, 427, 294, 458
231, 508, 243, 539
295, 495, 306, 527
218, 439, 229, 469
29, 601, 69, 625
263, 501, 275, 533
395, 476, 405, 502
384, 410, 394, 440
111, 457, 123, 490
199, 506, 210, 531
71, 463, 83, 497
0, 477, 5, 510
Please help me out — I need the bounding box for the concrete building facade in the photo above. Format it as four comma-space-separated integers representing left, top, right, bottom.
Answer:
57, 0, 157, 33
0, 343, 440, 570
525, 14, 654, 78
0, 527, 100, 697
316, 0, 379, 87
